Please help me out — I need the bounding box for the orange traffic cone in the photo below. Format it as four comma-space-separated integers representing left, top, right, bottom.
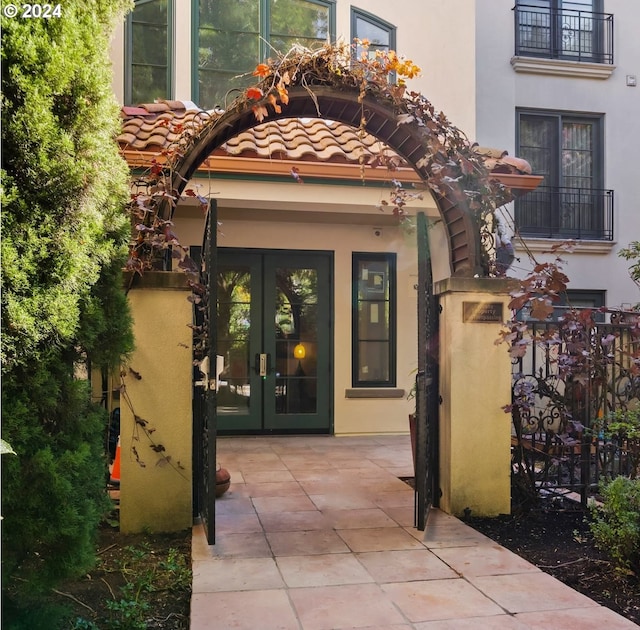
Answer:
110, 436, 121, 486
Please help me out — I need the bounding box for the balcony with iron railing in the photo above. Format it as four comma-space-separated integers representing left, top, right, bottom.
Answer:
515, 185, 614, 240
513, 3, 614, 65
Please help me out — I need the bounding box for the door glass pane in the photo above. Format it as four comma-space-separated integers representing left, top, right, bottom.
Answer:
217, 268, 252, 415
559, 1, 595, 58
562, 121, 593, 188
516, 0, 552, 57
562, 121, 595, 233
520, 115, 557, 182
274, 267, 318, 414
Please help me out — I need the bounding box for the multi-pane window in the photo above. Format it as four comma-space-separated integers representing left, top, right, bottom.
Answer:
351, 8, 396, 60
352, 253, 396, 387
515, 110, 613, 240
126, 0, 172, 105
195, 0, 335, 109
514, 0, 613, 64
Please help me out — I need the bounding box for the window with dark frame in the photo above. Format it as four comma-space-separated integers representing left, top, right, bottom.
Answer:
351, 7, 396, 61
352, 253, 396, 387
513, 0, 613, 65
515, 109, 613, 240
194, 0, 335, 109
126, 0, 172, 105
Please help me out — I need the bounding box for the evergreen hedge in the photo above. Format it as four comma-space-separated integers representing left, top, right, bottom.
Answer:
1, 0, 134, 604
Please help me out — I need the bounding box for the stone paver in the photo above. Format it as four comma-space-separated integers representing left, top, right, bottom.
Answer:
190, 435, 635, 629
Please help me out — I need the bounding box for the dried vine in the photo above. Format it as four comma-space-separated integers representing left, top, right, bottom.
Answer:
124, 40, 511, 277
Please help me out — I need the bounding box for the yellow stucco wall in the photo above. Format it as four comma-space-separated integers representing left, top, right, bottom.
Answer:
435, 277, 514, 517
119, 273, 193, 533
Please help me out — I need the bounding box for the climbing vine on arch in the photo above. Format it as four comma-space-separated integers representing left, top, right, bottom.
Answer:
125, 40, 512, 278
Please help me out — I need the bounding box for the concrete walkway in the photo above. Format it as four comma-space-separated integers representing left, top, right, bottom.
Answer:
190, 435, 636, 629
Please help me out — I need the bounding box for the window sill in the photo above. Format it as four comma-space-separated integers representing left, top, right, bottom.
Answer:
345, 388, 405, 399
511, 56, 615, 80
515, 237, 616, 255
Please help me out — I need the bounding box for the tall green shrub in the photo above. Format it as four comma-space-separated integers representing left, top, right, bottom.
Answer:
1, 0, 132, 370
1, 0, 134, 603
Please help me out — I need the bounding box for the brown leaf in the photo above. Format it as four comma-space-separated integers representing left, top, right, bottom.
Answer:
252, 105, 268, 122
530, 299, 554, 321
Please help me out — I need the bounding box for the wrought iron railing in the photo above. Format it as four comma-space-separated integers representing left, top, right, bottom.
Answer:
514, 3, 614, 64
510, 316, 640, 505
515, 185, 613, 240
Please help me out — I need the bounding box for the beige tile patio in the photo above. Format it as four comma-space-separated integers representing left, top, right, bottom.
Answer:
297, 480, 355, 495
356, 549, 458, 583
210, 532, 272, 558
267, 529, 350, 556
191, 556, 284, 593
469, 571, 600, 613
289, 469, 350, 483
191, 590, 300, 630
242, 469, 296, 483
414, 615, 530, 629
258, 509, 330, 532
373, 491, 415, 508
193, 437, 635, 630
323, 508, 397, 529
245, 481, 305, 497
515, 606, 640, 629
288, 583, 407, 630
334, 467, 397, 479
423, 523, 494, 548
432, 542, 541, 577
214, 496, 256, 515
234, 461, 290, 472
381, 579, 505, 622
251, 494, 318, 513
277, 553, 374, 587
309, 492, 378, 511
381, 506, 415, 527
336, 527, 424, 552
215, 512, 263, 534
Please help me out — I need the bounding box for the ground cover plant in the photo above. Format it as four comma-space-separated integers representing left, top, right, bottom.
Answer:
2, 519, 191, 630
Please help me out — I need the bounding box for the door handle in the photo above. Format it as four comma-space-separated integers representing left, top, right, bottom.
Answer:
255, 353, 270, 377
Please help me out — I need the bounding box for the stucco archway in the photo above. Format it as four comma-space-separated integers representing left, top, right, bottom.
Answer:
119, 49, 523, 534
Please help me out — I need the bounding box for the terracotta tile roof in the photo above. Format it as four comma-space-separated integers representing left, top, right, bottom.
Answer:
118, 100, 400, 167
118, 100, 536, 182
471, 145, 532, 175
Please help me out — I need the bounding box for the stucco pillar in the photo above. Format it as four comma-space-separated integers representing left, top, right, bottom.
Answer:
435, 277, 516, 517
119, 272, 193, 533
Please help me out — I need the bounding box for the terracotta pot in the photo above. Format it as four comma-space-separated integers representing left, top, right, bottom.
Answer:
215, 466, 231, 497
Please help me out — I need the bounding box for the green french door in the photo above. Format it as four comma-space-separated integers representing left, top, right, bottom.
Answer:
216, 249, 332, 433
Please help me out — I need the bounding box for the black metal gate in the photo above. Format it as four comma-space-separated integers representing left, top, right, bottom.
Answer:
192, 200, 218, 543
414, 211, 440, 530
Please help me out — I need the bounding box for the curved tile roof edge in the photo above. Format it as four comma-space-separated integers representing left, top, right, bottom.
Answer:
118, 100, 533, 176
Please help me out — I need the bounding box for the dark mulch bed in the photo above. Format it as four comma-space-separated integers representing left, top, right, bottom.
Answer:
3, 524, 192, 630
464, 501, 640, 624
